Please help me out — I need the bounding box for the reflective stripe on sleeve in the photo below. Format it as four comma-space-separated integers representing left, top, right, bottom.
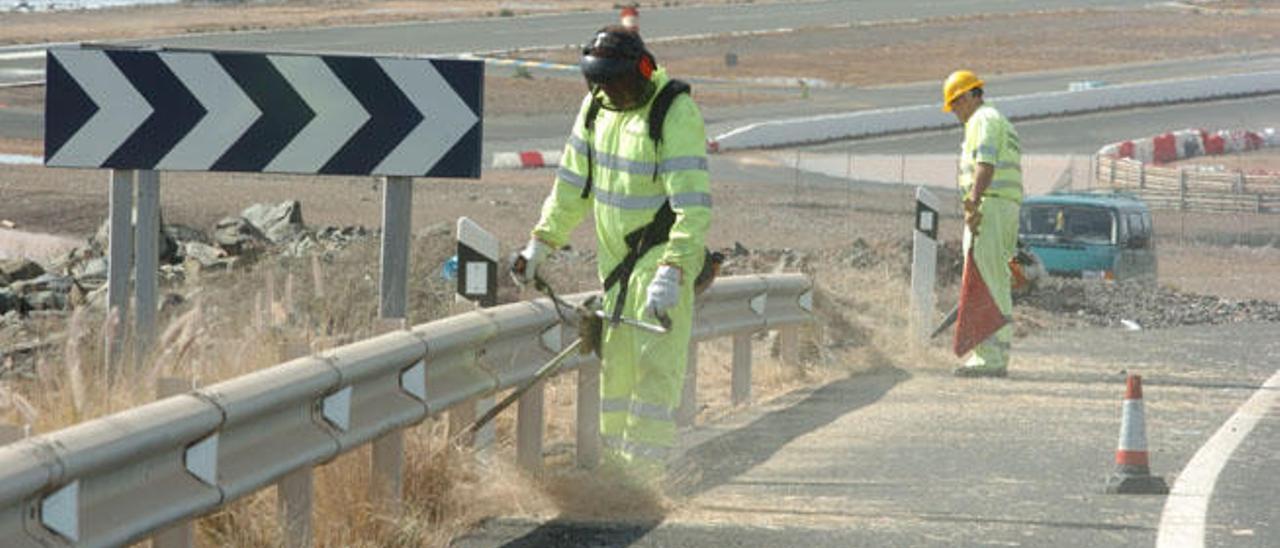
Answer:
567, 134, 589, 156
657, 156, 708, 174
557, 166, 587, 189
670, 191, 712, 208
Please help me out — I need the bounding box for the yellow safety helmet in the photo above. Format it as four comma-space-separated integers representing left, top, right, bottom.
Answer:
942, 70, 984, 112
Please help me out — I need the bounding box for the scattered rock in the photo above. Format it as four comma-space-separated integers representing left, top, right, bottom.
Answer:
242, 201, 306, 244
0, 288, 25, 315
0, 258, 44, 284
1022, 278, 1280, 328
213, 216, 269, 256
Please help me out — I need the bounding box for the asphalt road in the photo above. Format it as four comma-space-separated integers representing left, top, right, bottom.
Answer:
808, 94, 1280, 156
455, 323, 1280, 547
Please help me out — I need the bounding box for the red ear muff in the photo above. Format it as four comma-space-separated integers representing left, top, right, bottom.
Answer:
638, 55, 654, 79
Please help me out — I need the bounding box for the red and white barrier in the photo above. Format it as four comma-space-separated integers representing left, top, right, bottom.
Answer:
1171, 129, 1204, 160
1098, 127, 1277, 165
491, 150, 561, 169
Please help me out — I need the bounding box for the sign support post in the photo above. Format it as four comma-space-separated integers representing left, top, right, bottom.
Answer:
378, 176, 413, 320
106, 169, 134, 373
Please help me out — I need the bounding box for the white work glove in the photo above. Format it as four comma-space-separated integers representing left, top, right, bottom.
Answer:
511, 239, 551, 287
644, 265, 682, 318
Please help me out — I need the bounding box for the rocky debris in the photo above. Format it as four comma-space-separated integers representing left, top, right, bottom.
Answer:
0, 200, 374, 321
213, 216, 270, 257
1022, 278, 1280, 329
0, 259, 44, 285
93, 217, 180, 263
242, 200, 306, 244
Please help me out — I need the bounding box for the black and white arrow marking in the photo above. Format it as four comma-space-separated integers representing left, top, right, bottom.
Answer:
45, 46, 482, 178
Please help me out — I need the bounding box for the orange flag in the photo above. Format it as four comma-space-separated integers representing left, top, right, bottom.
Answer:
953, 248, 1008, 356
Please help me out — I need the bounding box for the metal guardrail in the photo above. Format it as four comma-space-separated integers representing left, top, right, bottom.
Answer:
0, 274, 813, 547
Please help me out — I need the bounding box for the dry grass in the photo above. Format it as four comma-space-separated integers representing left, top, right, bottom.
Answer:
0, 216, 946, 546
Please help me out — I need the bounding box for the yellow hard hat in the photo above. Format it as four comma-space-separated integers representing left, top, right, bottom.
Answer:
942, 70, 984, 112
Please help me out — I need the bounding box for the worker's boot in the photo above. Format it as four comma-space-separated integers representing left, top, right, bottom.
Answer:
955, 341, 1008, 378
953, 365, 1007, 378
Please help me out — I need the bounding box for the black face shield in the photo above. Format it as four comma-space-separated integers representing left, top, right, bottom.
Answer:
580, 53, 634, 85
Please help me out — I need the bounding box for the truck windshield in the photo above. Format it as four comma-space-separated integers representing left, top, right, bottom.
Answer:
1020, 205, 1115, 245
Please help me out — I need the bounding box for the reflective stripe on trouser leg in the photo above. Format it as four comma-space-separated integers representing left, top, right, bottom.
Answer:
599, 259, 693, 470
963, 198, 1019, 369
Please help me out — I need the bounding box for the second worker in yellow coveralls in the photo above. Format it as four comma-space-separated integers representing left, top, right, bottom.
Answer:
943, 70, 1023, 378
513, 26, 711, 475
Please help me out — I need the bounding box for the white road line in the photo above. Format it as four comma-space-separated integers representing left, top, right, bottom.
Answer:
1156, 367, 1280, 548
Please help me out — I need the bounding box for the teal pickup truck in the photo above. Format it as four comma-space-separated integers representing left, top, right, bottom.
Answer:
1018, 191, 1157, 282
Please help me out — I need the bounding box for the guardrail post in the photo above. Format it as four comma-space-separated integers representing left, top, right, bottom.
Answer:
676, 344, 698, 428
0, 423, 22, 445
516, 380, 545, 471
371, 430, 404, 515
152, 377, 193, 548
731, 333, 752, 405
576, 360, 601, 469
278, 468, 313, 548
1138, 163, 1146, 190
778, 328, 799, 366
448, 398, 477, 448
1235, 171, 1245, 194
1108, 156, 1116, 186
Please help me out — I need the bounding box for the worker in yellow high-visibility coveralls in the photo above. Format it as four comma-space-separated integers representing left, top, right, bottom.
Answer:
513, 26, 711, 476
943, 70, 1022, 378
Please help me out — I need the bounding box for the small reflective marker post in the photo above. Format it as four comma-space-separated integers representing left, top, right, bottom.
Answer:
911, 186, 941, 344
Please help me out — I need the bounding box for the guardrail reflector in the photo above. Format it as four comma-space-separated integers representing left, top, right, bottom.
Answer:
322, 387, 353, 431
799, 290, 813, 313
186, 434, 219, 486
750, 293, 768, 316
401, 360, 427, 402
540, 325, 562, 353
41, 480, 79, 542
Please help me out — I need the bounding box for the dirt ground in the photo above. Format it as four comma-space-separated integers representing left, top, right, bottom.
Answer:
533, 8, 1280, 88
0, 0, 774, 46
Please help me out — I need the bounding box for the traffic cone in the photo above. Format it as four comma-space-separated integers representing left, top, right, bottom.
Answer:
1104, 374, 1169, 494
620, 5, 639, 32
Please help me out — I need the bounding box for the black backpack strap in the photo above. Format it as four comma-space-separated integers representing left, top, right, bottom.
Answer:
647, 80, 691, 180
648, 79, 691, 146
579, 98, 603, 199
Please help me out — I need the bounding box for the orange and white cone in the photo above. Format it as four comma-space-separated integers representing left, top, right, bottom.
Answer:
1104, 374, 1169, 494
620, 6, 639, 32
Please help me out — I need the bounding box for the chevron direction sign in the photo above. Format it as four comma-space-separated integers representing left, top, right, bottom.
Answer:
44, 46, 482, 178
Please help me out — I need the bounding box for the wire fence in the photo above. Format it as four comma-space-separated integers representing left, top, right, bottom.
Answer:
1095, 156, 1280, 214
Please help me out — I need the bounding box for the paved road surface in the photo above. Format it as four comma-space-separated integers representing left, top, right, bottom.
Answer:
455, 322, 1279, 547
